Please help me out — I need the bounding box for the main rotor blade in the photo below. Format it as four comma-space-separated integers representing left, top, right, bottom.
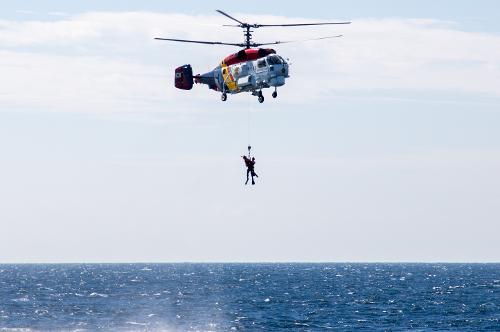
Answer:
216, 9, 245, 26
256, 22, 351, 27
155, 37, 243, 47
254, 34, 344, 46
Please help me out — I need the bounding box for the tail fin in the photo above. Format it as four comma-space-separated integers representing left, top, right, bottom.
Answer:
174, 65, 193, 90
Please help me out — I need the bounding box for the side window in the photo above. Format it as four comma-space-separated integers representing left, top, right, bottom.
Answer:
257, 59, 267, 68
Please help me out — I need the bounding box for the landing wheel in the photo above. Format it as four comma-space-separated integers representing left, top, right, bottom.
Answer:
258, 95, 264, 103
272, 91, 277, 98
221, 93, 227, 101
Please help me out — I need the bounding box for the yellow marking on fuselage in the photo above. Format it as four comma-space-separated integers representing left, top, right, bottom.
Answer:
221, 62, 238, 92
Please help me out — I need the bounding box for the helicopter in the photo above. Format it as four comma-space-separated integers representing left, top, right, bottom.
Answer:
155, 10, 350, 103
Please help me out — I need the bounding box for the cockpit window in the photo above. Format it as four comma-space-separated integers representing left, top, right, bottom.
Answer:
257, 59, 267, 68
267, 55, 283, 65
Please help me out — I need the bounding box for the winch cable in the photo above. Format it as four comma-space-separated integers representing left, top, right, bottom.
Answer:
247, 100, 252, 154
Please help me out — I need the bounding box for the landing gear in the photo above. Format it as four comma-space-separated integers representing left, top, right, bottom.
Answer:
221, 93, 227, 101
258, 91, 264, 104
272, 88, 277, 99
252, 90, 265, 103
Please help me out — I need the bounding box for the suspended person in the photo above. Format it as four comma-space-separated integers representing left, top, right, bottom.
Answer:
242, 154, 258, 185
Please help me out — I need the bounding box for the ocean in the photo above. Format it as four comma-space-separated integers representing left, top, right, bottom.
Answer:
0, 263, 498, 331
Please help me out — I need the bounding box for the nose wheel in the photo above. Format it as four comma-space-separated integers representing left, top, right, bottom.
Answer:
272, 90, 277, 98
221, 93, 227, 101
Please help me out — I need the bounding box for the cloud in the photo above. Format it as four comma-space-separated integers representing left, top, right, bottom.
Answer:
0, 12, 499, 113
15, 10, 37, 15
48, 12, 68, 17
324, 18, 500, 96
0, 50, 174, 113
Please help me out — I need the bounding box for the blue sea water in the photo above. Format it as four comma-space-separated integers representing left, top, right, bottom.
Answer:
0, 264, 498, 331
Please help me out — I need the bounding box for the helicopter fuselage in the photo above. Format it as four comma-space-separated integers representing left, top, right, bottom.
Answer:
160, 9, 349, 103
175, 48, 289, 103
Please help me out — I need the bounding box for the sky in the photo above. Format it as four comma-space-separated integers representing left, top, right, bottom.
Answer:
0, 0, 499, 263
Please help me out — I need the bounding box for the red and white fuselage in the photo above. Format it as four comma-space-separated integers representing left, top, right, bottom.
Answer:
175, 48, 289, 103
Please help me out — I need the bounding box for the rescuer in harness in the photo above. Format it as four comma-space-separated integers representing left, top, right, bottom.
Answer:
242, 146, 258, 185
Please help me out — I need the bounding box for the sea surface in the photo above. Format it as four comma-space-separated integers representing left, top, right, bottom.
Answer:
0, 263, 498, 331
